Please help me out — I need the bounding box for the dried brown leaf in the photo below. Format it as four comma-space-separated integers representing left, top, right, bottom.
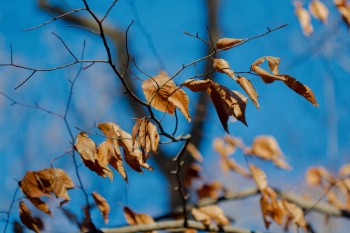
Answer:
281, 74, 318, 106
181, 79, 213, 92
142, 72, 190, 121
251, 56, 283, 83
295, 1, 313, 35
92, 192, 110, 224
19, 201, 41, 233
27, 197, 52, 217
123, 207, 156, 233
220, 157, 251, 177
216, 38, 243, 50
184, 163, 202, 187
334, 0, 350, 28
237, 76, 259, 109
20, 168, 74, 206
213, 58, 235, 79
198, 205, 230, 225
309, 0, 329, 23
208, 83, 248, 133
249, 164, 268, 192
305, 166, 335, 186
197, 181, 222, 200
282, 200, 308, 231
213, 137, 236, 157
75, 132, 96, 164
245, 136, 291, 170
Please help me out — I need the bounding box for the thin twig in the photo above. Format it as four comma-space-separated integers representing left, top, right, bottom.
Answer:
101, 0, 119, 23
3, 187, 19, 233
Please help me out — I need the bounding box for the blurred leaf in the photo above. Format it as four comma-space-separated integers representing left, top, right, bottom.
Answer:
19, 201, 41, 233
92, 192, 110, 224
309, 0, 329, 23
249, 164, 268, 192
123, 207, 157, 233
295, 1, 313, 35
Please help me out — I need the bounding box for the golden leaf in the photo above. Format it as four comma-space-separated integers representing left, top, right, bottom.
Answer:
208, 82, 247, 133
237, 76, 259, 109
142, 72, 190, 121
309, 0, 329, 23
295, 1, 313, 35
92, 192, 110, 224
249, 164, 268, 192
123, 207, 157, 233
213, 137, 236, 157
334, 0, 350, 28
19, 201, 41, 233
216, 38, 243, 50
305, 166, 335, 186
220, 157, 251, 177
133, 118, 160, 154
213, 58, 235, 79
251, 56, 283, 84
245, 136, 291, 170
281, 74, 318, 106
181, 79, 213, 92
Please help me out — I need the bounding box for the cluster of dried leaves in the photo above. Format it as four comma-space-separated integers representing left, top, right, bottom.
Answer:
306, 165, 350, 211
75, 121, 159, 182
295, 0, 350, 35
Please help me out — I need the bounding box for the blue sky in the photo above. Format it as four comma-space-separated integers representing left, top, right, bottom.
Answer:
1, 0, 350, 232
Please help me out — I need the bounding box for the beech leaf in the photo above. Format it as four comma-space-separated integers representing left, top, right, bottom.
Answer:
334, 0, 350, 29
27, 197, 52, 217
251, 56, 283, 84
92, 192, 110, 224
208, 82, 248, 133
249, 164, 268, 192
282, 200, 308, 231
216, 38, 243, 50
213, 58, 235, 80
123, 207, 156, 233
295, 1, 313, 36
237, 76, 259, 109
245, 136, 291, 170
197, 181, 222, 200
309, 0, 328, 23
142, 72, 190, 121
281, 74, 318, 106
181, 79, 213, 92
19, 201, 41, 233
198, 205, 230, 225
20, 168, 74, 206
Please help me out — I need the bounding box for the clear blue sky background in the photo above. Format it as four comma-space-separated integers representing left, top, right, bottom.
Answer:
0, 0, 350, 232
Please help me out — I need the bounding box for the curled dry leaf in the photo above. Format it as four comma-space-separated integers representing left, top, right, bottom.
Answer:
19, 201, 41, 233
142, 71, 190, 121
123, 207, 157, 233
309, 0, 329, 23
295, 1, 313, 36
213, 58, 235, 80
237, 76, 259, 109
194, 205, 230, 226
281, 74, 318, 106
213, 137, 236, 157
220, 157, 251, 177
27, 197, 52, 217
181, 79, 213, 92
216, 38, 243, 50
92, 192, 110, 224
208, 83, 248, 133
249, 164, 268, 192
132, 118, 160, 154
251, 56, 283, 84
245, 136, 291, 170
20, 168, 74, 207
76, 132, 114, 179
305, 166, 336, 186
282, 200, 308, 231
